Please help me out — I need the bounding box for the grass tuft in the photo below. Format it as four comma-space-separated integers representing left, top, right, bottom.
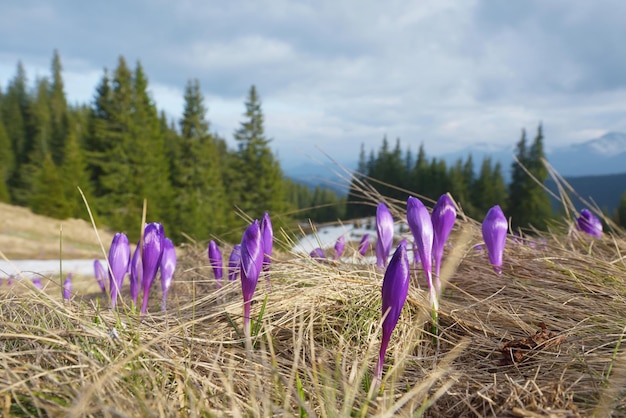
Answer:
2, 203, 626, 416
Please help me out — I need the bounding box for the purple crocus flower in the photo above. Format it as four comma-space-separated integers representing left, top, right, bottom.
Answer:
376, 203, 394, 268
310, 248, 326, 259
130, 242, 142, 306
241, 220, 264, 349
208, 240, 223, 288
63, 273, 72, 301
261, 212, 273, 271
431, 194, 456, 296
228, 244, 242, 281
577, 209, 602, 239
93, 259, 107, 293
406, 196, 436, 310
334, 236, 345, 260
160, 238, 176, 311
374, 241, 410, 386
358, 233, 370, 256
108, 233, 130, 308
32, 277, 43, 290
141, 222, 165, 314
481, 205, 508, 274
7, 275, 14, 286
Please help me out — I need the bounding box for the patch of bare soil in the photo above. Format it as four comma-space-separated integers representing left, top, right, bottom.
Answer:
0, 202, 114, 259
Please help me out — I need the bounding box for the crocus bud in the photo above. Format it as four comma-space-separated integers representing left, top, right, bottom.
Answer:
577, 209, 602, 238
93, 259, 107, 293
481, 205, 507, 274
431, 194, 456, 295
130, 242, 142, 305
208, 240, 223, 288
407, 196, 435, 309
241, 220, 264, 347
261, 212, 273, 271
310, 248, 325, 259
376, 203, 394, 268
335, 236, 345, 259
160, 238, 176, 311
375, 241, 410, 385
358, 234, 370, 256
32, 277, 43, 290
108, 233, 130, 308
141, 222, 165, 314
63, 273, 72, 301
228, 244, 242, 281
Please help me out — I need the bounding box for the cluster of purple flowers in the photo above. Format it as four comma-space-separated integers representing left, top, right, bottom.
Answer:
204, 212, 274, 347
97, 222, 177, 313
373, 194, 510, 386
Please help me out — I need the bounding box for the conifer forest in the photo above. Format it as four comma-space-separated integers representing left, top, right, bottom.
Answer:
1, 51, 625, 242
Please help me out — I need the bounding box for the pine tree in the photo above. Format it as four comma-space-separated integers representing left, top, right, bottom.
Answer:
491, 162, 508, 208
3, 62, 30, 203
170, 79, 230, 242
507, 129, 528, 225
448, 157, 474, 217
346, 143, 370, 219
507, 125, 553, 230
472, 157, 507, 216
15, 76, 52, 207
61, 126, 93, 219
91, 58, 135, 232
0, 118, 12, 202
231, 85, 287, 222
49, 50, 69, 165
29, 152, 70, 218
129, 62, 174, 231
411, 143, 429, 195
525, 123, 552, 229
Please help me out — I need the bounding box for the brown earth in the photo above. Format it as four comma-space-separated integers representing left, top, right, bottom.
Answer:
0, 202, 114, 260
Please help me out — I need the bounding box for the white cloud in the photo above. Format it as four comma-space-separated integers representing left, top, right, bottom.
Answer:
2, 0, 626, 168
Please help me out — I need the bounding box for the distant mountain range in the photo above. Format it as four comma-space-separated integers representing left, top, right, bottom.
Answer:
282, 132, 626, 212
439, 131, 626, 178
546, 172, 626, 214
284, 132, 626, 182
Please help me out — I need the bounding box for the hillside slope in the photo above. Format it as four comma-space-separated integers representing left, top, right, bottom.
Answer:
0, 202, 114, 259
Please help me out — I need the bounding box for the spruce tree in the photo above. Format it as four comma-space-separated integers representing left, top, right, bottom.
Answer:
346, 143, 370, 219
130, 62, 174, 231
526, 123, 552, 229
0, 118, 12, 202
92, 57, 136, 233
472, 158, 507, 216
171, 79, 229, 242
507, 129, 528, 226
449, 157, 474, 217
507, 125, 553, 230
61, 126, 93, 219
231, 85, 287, 222
16, 77, 52, 207
29, 152, 70, 218
411, 143, 429, 195
49, 50, 69, 165
3, 62, 30, 203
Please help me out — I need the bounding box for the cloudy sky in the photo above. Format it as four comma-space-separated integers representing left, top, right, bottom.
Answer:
1, 0, 626, 170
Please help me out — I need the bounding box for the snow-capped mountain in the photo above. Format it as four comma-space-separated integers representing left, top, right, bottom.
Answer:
440, 132, 626, 178
569, 132, 626, 156
282, 132, 626, 185
547, 132, 626, 176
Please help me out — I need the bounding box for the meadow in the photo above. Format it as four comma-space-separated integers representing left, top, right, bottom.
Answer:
1, 194, 626, 417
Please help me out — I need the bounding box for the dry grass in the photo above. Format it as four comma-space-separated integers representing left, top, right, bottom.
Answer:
1, 209, 626, 417
0, 202, 114, 259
